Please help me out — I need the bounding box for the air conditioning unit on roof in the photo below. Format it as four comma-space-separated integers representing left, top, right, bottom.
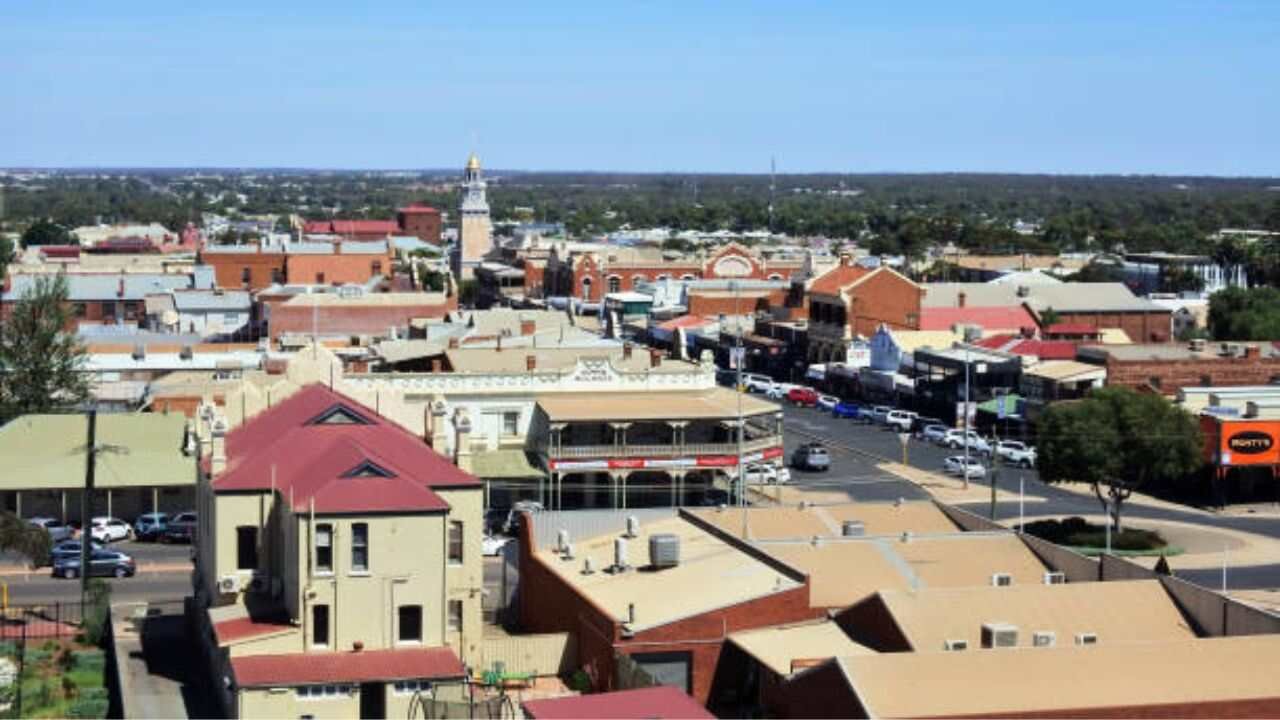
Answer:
218, 574, 241, 594
1043, 571, 1065, 585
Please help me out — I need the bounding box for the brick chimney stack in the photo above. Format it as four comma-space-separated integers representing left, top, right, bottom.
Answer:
519, 315, 536, 336
650, 349, 662, 368
526, 354, 537, 371
1245, 344, 1260, 360
958, 291, 967, 308
623, 342, 633, 359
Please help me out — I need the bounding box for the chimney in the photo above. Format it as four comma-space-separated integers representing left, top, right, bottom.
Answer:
519, 315, 536, 336
496, 335, 502, 352
526, 354, 537, 371
210, 416, 228, 475
1245, 344, 1260, 360
650, 349, 662, 368
453, 409, 473, 473
839, 252, 852, 267
448, 337, 459, 349
430, 398, 450, 451
623, 342, 633, 359
957, 291, 967, 308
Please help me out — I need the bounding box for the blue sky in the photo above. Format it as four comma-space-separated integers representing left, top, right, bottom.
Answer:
1, 1, 1276, 175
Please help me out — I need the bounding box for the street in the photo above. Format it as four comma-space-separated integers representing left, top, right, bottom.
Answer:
1, 539, 192, 605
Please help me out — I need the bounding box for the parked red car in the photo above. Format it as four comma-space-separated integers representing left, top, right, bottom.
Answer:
787, 387, 819, 407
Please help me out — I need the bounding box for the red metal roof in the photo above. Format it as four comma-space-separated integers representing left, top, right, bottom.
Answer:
214, 384, 479, 513
214, 613, 293, 645
302, 220, 399, 235
919, 306, 1037, 332
1008, 339, 1078, 360
522, 686, 714, 720
972, 333, 1019, 350
232, 646, 464, 687
809, 264, 873, 295
39, 245, 81, 258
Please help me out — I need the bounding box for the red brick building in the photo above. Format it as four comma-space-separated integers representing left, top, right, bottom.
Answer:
201, 241, 394, 290
517, 510, 819, 705
301, 219, 400, 240
807, 262, 924, 362
1078, 342, 1280, 395
547, 243, 802, 300
265, 291, 454, 340
396, 204, 443, 245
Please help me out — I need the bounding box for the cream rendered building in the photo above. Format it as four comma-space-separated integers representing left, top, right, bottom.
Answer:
453, 153, 492, 281
192, 382, 483, 719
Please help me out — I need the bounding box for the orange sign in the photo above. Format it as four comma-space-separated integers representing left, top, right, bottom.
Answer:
1218, 421, 1280, 466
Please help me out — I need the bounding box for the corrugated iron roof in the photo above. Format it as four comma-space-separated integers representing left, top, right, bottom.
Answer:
522, 685, 714, 719
231, 646, 464, 687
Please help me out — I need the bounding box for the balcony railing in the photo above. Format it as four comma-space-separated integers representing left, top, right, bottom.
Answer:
548, 435, 781, 459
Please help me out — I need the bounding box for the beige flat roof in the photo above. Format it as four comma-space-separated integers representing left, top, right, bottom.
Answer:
1023, 359, 1107, 381
284, 292, 447, 307
533, 515, 802, 632
864, 579, 1196, 652
729, 621, 872, 677
760, 534, 1047, 608
444, 347, 694, 375
537, 387, 778, 422
838, 635, 1280, 718
691, 501, 957, 541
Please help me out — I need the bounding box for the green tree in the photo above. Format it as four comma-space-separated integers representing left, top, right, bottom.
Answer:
0, 234, 14, 278
0, 275, 90, 422
1160, 266, 1205, 294
0, 511, 53, 566
1038, 387, 1202, 534
1207, 286, 1280, 340
21, 218, 73, 247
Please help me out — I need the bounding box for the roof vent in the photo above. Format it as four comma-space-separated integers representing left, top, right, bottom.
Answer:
648, 533, 680, 569
132, 344, 145, 361
611, 537, 629, 573
991, 573, 1013, 587
842, 520, 865, 537
561, 542, 574, 560
981, 623, 1018, 649
1075, 632, 1098, 646
179, 345, 193, 360
1033, 631, 1056, 648
944, 639, 968, 651
625, 515, 640, 539
581, 557, 595, 575
557, 529, 570, 553
900, 531, 912, 543
1043, 571, 1065, 585
1016, 285, 1030, 297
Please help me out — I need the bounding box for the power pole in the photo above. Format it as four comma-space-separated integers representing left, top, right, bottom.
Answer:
81, 409, 96, 603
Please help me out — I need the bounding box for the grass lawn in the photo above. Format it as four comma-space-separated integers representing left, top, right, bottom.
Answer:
2, 640, 107, 719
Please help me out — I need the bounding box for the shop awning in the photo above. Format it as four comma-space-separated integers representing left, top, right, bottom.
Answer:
471, 449, 546, 479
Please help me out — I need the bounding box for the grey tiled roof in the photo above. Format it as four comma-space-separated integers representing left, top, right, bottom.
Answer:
2, 274, 192, 302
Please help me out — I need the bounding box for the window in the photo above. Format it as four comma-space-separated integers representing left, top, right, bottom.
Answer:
316, 272, 326, 284
502, 412, 519, 436
271, 268, 284, 284
393, 680, 431, 696
236, 526, 258, 570
315, 524, 333, 574
351, 523, 368, 572
223, 312, 239, 324
448, 600, 463, 632
1148, 376, 1162, 390
398, 605, 422, 643
448, 521, 463, 564
312, 604, 330, 647
296, 684, 351, 700
371, 261, 383, 275
607, 275, 621, 293
241, 267, 252, 284
72, 303, 87, 317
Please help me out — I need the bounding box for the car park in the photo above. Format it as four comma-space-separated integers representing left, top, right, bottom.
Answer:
28, 517, 74, 543
766, 383, 801, 400
816, 394, 839, 412
869, 406, 894, 425
919, 424, 950, 443
163, 512, 197, 544
885, 410, 918, 432
133, 512, 169, 541
832, 401, 862, 419
743, 374, 775, 394
90, 516, 133, 543
787, 387, 819, 407
942, 429, 991, 453
52, 549, 136, 579
911, 416, 945, 434
994, 440, 1037, 468
943, 455, 987, 479
790, 443, 831, 471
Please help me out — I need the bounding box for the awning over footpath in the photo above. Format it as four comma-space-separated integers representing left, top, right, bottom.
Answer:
536, 387, 779, 422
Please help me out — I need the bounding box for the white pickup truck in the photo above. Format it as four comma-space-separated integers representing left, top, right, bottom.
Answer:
993, 440, 1037, 468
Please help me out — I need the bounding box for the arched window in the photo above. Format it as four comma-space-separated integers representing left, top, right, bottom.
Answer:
607, 275, 621, 294
680, 273, 696, 281
581, 276, 593, 301
768, 273, 784, 281
632, 275, 647, 289
656, 274, 671, 282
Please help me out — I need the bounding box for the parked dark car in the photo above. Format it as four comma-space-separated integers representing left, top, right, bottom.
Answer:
133, 512, 169, 541
50, 539, 104, 564
832, 401, 862, 419
52, 549, 136, 579
162, 512, 197, 544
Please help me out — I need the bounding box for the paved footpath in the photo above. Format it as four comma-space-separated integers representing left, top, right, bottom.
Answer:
112, 601, 200, 719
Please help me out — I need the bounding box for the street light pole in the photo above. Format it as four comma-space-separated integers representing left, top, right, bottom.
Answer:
962, 346, 971, 490
733, 280, 747, 539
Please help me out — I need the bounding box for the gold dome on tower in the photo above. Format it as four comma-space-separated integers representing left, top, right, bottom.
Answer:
466, 153, 480, 171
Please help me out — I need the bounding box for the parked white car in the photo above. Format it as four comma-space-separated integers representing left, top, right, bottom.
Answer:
742, 463, 792, 484
885, 410, 918, 432
90, 516, 134, 543
994, 440, 1037, 468
869, 406, 894, 425
743, 374, 775, 394
943, 455, 987, 479
942, 429, 991, 453
816, 395, 840, 412
918, 424, 950, 443
766, 383, 802, 400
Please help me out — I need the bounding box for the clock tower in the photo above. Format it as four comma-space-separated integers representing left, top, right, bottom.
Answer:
453, 153, 492, 281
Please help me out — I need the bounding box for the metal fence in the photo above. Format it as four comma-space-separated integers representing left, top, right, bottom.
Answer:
0, 602, 86, 641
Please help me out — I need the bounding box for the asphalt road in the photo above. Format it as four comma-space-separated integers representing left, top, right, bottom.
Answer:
2, 539, 193, 605
776, 401, 1280, 589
